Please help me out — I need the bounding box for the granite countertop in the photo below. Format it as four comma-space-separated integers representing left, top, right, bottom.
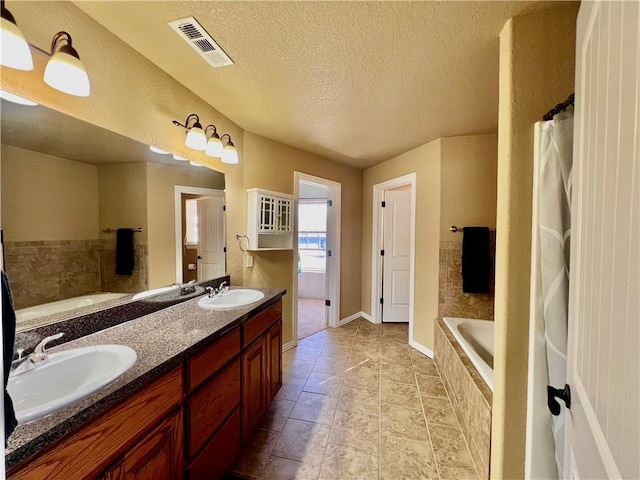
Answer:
6, 287, 285, 470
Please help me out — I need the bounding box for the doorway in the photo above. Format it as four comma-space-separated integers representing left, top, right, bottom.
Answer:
293, 172, 341, 343
174, 186, 225, 284
371, 174, 416, 330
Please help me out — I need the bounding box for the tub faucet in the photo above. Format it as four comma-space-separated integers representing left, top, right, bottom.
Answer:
10, 332, 64, 377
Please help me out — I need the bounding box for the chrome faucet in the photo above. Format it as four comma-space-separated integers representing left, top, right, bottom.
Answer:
206, 281, 229, 298
10, 333, 64, 377
180, 279, 197, 296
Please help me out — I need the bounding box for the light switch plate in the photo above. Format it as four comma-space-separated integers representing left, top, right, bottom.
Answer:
246, 255, 254, 268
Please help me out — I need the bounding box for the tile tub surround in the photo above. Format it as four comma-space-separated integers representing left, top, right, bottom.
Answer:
5, 286, 285, 469
227, 319, 481, 480
438, 240, 495, 320
4, 239, 149, 310
14, 276, 231, 352
434, 318, 492, 479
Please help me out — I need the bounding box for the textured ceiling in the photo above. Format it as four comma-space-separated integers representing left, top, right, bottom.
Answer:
75, 1, 557, 169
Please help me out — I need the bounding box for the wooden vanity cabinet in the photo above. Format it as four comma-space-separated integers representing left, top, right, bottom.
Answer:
101, 409, 183, 480
241, 302, 283, 441
7, 298, 283, 480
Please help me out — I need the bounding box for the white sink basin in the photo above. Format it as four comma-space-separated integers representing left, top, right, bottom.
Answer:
7, 345, 137, 424
197, 289, 265, 310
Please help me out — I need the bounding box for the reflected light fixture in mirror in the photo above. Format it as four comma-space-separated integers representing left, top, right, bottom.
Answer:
173, 154, 187, 161
189, 161, 205, 167
149, 146, 170, 154
43, 32, 90, 97
0, 0, 33, 70
0, 89, 38, 106
221, 134, 238, 164
205, 124, 223, 157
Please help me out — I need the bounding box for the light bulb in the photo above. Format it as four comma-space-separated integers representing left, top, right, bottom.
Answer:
185, 126, 206, 150
222, 144, 239, 164
44, 50, 90, 97
0, 15, 33, 70
205, 136, 223, 157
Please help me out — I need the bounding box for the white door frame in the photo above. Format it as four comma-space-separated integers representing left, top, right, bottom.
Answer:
371, 174, 416, 333
293, 172, 341, 343
174, 185, 225, 283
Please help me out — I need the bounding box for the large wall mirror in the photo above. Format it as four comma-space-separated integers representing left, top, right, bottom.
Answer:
1, 99, 226, 331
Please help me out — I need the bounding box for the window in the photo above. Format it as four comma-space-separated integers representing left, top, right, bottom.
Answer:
184, 198, 198, 247
298, 201, 327, 273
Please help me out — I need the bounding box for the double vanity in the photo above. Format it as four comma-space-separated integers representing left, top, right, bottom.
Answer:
5, 281, 285, 480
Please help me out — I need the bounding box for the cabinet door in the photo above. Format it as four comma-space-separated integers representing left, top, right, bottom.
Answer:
277, 198, 292, 233
266, 322, 282, 403
241, 338, 267, 441
102, 410, 183, 480
258, 195, 276, 233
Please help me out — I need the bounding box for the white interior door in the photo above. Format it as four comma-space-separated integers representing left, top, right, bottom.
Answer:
382, 188, 411, 322
197, 196, 226, 281
565, 2, 639, 478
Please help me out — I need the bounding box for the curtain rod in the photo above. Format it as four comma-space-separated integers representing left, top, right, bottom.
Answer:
543, 93, 574, 121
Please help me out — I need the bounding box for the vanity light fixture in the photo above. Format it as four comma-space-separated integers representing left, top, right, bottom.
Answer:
0, 0, 33, 70
189, 161, 205, 167
204, 125, 223, 158
221, 134, 239, 164
149, 146, 170, 154
0, 89, 38, 106
172, 114, 206, 151
1, 2, 90, 97
43, 32, 90, 97
173, 154, 188, 161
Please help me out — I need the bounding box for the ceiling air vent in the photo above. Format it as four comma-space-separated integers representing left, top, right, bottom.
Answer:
168, 16, 233, 69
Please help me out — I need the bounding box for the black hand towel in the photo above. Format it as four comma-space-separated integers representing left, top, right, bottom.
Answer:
115, 228, 135, 275
3, 270, 18, 442
462, 227, 491, 294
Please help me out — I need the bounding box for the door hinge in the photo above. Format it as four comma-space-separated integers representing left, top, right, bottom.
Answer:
547, 384, 571, 416
327, 250, 332, 257
381, 249, 384, 256
327, 199, 333, 207
381, 201, 386, 208
380, 297, 384, 305
325, 299, 331, 307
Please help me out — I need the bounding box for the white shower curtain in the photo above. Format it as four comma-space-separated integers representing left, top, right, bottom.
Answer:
538, 111, 574, 478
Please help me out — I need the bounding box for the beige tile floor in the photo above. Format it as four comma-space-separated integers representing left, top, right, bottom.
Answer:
226, 318, 480, 480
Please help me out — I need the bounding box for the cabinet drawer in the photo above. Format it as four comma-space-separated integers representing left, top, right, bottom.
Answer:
188, 359, 241, 458
188, 408, 241, 480
9, 367, 183, 480
188, 329, 240, 391
242, 301, 282, 347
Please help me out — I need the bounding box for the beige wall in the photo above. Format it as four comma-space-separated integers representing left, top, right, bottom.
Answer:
440, 134, 498, 240
242, 132, 363, 345
146, 163, 225, 288
1, 144, 99, 241
492, 5, 578, 479
0, 1, 245, 287
362, 140, 441, 349
98, 163, 148, 242
362, 133, 497, 351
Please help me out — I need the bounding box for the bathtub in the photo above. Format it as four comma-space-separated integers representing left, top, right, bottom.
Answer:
16, 293, 128, 323
442, 317, 494, 391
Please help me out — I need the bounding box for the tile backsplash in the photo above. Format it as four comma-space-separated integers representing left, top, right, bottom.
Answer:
438, 240, 495, 320
5, 239, 148, 309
